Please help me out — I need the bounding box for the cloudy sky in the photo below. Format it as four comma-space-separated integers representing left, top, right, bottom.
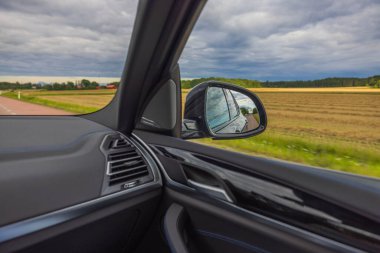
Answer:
0, 0, 379, 81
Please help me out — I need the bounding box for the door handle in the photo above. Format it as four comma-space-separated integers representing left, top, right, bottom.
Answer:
187, 179, 234, 203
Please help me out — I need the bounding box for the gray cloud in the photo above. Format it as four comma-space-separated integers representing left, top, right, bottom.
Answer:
0, 0, 138, 77
0, 0, 379, 80
180, 0, 380, 80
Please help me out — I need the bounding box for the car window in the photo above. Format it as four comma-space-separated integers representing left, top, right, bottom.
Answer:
0, 0, 138, 115
224, 89, 239, 119
206, 87, 230, 130
180, 0, 380, 178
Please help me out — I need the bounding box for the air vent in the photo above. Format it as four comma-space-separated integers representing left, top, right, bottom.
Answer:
101, 134, 154, 195
107, 148, 149, 186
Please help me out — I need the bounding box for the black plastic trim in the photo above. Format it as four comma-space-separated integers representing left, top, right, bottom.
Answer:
0, 182, 161, 245
134, 130, 380, 253
196, 229, 270, 253
155, 146, 380, 252
163, 203, 189, 253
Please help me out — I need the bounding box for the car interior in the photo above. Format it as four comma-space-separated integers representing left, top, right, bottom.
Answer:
0, 0, 379, 253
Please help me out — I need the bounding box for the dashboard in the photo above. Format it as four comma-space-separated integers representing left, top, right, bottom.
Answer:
0, 116, 162, 253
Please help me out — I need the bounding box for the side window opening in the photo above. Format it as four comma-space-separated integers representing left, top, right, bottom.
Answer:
179, 0, 380, 179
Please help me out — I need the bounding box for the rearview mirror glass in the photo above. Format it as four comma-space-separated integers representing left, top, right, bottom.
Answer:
206, 87, 260, 134
182, 81, 266, 140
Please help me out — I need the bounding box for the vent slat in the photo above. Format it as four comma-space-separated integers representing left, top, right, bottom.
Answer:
108, 150, 136, 161
110, 166, 147, 179
109, 156, 142, 165
109, 170, 149, 186
110, 163, 146, 174
109, 150, 136, 158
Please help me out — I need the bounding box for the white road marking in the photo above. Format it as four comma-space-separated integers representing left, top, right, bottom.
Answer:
0, 101, 16, 115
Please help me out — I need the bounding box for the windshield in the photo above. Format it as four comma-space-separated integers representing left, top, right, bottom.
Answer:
0, 0, 138, 115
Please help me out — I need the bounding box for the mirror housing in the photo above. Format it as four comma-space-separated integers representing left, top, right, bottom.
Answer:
182, 81, 267, 140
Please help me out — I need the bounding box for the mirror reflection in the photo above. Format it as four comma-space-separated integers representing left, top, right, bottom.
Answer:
206, 87, 260, 134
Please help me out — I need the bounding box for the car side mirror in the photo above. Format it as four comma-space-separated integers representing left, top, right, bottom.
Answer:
182, 81, 267, 139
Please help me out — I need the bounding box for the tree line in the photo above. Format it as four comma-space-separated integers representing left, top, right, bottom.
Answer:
181, 75, 380, 88
0, 79, 120, 90
263, 76, 380, 88
1, 76, 379, 90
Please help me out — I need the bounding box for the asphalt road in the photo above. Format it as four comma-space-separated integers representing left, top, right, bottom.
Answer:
0, 96, 70, 115
246, 114, 259, 130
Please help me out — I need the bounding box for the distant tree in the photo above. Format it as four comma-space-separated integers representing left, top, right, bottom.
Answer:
67, 81, 75, 89
34, 84, 42, 89
45, 84, 53, 90
90, 81, 99, 89
262, 77, 370, 88
367, 76, 380, 88
81, 79, 91, 88
22, 82, 32, 89
52, 82, 63, 90
240, 107, 249, 115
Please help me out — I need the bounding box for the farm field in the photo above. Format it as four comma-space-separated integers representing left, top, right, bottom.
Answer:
1, 87, 380, 178
2, 89, 116, 114
183, 88, 380, 178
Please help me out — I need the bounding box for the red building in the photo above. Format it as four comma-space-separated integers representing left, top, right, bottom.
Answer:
106, 84, 117, 89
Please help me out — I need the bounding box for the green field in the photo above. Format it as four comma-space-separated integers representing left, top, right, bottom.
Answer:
2, 87, 380, 178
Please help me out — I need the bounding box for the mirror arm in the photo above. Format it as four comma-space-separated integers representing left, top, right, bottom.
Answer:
181, 119, 206, 139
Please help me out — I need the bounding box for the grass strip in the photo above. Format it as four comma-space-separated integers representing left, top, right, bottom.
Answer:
196, 132, 380, 178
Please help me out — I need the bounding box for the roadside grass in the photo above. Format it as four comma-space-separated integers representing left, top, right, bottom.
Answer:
12, 89, 116, 96
2, 91, 98, 114
38, 95, 114, 109
196, 132, 380, 178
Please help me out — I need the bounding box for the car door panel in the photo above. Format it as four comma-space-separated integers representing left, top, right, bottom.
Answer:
134, 130, 380, 253
165, 188, 343, 253
1, 190, 161, 253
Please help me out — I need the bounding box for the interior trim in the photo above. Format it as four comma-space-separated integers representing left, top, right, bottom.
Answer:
135, 130, 380, 220
134, 131, 366, 253
154, 145, 380, 252
132, 133, 194, 192
167, 188, 364, 253
196, 229, 270, 253
0, 181, 161, 245
163, 203, 189, 253
187, 179, 233, 203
